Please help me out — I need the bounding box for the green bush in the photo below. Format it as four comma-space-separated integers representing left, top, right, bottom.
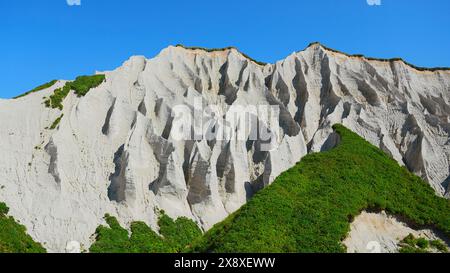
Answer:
0, 202, 46, 253
188, 124, 450, 253
398, 234, 447, 253
416, 238, 429, 249
89, 211, 201, 253
158, 212, 203, 251
89, 214, 130, 253
129, 221, 172, 253
401, 233, 416, 247
44, 74, 105, 110
430, 240, 448, 253
71, 75, 106, 97
14, 80, 57, 99
45, 85, 71, 110
0, 202, 9, 215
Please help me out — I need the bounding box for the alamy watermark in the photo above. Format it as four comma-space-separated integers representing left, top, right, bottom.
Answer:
67, 0, 81, 6
367, 0, 381, 6
170, 98, 281, 152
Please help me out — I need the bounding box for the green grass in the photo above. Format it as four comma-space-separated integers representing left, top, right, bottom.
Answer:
89, 211, 202, 253
13, 80, 58, 99
49, 114, 64, 130
0, 202, 46, 253
70, 75, 106, 97
44, 74, 105, 110
188, 124, 450, 253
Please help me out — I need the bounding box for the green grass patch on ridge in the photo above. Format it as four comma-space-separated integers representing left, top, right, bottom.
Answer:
187, 124, 450, 253
13, 80, 58, 99
0, 202, 46, 253
44, 74, 105, 110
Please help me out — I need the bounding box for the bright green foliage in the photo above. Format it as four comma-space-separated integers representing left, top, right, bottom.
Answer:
158, 212, 203, 252
49, 114, 64, 130
89, 212, 202, 253
416, 238, 429, 249
398, 233, 447, 253
44, 74, 105, 110
70, 75, 106, 97
45, 85, 71, 110
129, 222, 172, 253
0, 202, 46, 253
89, 214, 130, 253
14, 80, 58, 99
401, 233, 417, 246
189, 124, 450, 253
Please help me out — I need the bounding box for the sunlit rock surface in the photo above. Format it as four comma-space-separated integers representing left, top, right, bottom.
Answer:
0, 43, 449, 252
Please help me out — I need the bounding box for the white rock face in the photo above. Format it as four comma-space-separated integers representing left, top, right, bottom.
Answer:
0, 43, 449, 252
343, 211, 449, 253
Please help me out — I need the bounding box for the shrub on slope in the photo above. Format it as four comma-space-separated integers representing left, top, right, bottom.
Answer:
188, 124, 450, 253
0, 202, 46, 253
44, 74, 105, 110
89, 211, 201, 253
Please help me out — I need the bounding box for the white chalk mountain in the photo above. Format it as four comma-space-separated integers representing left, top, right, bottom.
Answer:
0, 43, 449, 252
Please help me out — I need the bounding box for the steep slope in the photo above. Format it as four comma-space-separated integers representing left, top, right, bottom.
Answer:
0, 43, 449, 252
189, 125, 450, 253
0, 202, 46, 253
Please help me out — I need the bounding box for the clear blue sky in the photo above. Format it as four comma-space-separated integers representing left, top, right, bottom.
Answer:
1, 0, 449, 98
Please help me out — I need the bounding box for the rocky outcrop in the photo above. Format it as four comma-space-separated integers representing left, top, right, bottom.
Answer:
343, 211, 449, 253
0, 43, 449, 252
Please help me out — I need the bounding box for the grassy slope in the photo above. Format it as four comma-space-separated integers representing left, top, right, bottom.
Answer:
189, 124, 450, 253
0, 202, 46, 253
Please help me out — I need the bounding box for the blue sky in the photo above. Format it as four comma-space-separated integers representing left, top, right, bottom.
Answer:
1, 0, 449, 98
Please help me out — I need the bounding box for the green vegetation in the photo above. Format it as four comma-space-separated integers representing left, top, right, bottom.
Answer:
44, 74, 105, 110
2, 125, 448, 253
70, 75, 106, 97
13, 80, 58, 99
89, 211, 202, 253
398, 234, 448, 253
157, 212, 203, 251
175, 44, 267, 66
44, 84, 71, 110
49, 114, 64, 130
306, 42, 450, 72
430, 239, 448, 253
0, 202, 46, 253
188, 124, 450, 253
